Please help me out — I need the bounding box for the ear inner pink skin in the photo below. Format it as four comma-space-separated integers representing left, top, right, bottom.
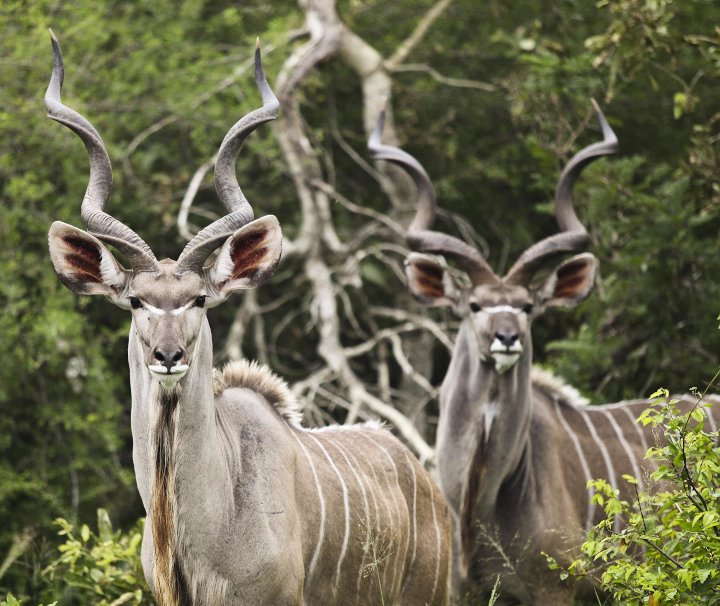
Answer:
412, 263, 446, 299
230, 232, 268, 281
63, 236, 103, 281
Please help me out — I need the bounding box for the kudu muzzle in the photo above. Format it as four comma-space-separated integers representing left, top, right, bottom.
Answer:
147, 315, 191, 381
485, 309, 524, 374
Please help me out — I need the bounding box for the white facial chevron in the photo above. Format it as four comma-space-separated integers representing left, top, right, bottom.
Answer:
141, 300, 197, 316
481, 305, 525, 315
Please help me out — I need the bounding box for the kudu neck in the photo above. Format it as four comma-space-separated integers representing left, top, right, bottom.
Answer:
128, 316, 219, 509
436, 321, 534, 515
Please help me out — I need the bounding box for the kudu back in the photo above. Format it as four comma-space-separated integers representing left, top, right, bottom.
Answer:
368, 105, 720, 604
46, 32, 451, 606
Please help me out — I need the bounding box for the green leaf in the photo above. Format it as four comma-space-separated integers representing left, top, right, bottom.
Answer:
674, 91, 688, 119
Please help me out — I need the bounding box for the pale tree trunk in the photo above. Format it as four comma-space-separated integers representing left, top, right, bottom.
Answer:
276, 0, 457, 458
178, 0, 481, 464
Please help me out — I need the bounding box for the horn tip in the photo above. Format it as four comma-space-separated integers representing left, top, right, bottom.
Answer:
48, 28, 61, 55
590, 98, 617, 146
254, 37, 263, 71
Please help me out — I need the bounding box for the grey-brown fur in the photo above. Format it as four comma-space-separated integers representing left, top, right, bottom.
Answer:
134, 341, 452, 605
367, 102, 719, 604
45, 33, 452, 606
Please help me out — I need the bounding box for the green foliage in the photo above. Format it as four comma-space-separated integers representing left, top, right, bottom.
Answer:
4, 0, 720, 596
43, 510, 149, 606
552, 389, 720, 604
503, 0, 720, 403
2, 510, 148, 606
0, 595, 56, 606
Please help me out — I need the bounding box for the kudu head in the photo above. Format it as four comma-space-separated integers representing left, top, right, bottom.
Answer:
369, 103, 617, 373
47, 32, 281, 387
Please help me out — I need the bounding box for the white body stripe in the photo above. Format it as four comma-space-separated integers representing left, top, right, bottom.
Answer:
307, 434, 350, 592
619, 406, 649, 458
324, 436, 371, 598
362, 434, 405, 597
552, 400, 595, 531
425, 471, 441, 604
600, 409, 644, 493
355, 441, 382, 542
290, 431, 326, 580
403, 451, 418, 574
576, 409, 620, 532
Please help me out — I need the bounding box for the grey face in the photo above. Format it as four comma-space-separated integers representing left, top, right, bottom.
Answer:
48, 216, 284, 389
404, 251, 598, 374
127, 264, 209, 385
45, 30, 284, 391
465, 284, 534, 373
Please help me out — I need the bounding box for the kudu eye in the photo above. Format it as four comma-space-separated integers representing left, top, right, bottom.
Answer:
129, 296, 143, 310
469, 301, 481, 313
523, 303, 534, 314
194, 295, 206, 308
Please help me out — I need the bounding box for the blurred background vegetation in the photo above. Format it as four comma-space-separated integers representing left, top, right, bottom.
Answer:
1, 0, 719, 601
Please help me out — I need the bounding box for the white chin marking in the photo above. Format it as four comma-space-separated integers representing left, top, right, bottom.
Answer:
492, 353, 520, 374
148, 364, 189, 387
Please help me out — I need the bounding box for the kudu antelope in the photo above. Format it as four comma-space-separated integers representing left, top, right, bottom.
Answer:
46, 33, 451, 605
369, 106, 720, 604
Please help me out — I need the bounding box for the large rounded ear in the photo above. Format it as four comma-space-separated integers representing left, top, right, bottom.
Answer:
535, 252, 597, 308
48, 222, 129, 300
206, 216, 282, 296
404, 252, 461, 307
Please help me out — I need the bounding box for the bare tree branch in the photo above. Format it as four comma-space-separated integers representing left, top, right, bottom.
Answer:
311, 178, 406, 237
370, 306, 456, 351
388, 333, 437, 397
177, 152, 217, 241
271, 0, 454, 461
386, 0, 454, 69
220, 289, 257, 362
390, 63, 496, 92
274, 0, 344, 256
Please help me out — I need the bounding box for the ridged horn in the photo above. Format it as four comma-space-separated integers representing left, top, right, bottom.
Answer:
368, 105, 499, 285
45, 30, 158, 271
176, 39, 279, 273
505, 100, 618, 286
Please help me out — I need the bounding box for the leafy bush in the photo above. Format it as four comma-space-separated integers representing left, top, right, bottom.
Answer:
2, 510, 150, 606
0, 595, 54, 606
553, 387, 720, 604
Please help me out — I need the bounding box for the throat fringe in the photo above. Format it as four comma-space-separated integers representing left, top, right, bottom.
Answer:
151, 389, 190, 606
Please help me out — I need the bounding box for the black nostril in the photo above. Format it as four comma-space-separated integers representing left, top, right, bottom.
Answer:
153, 347, 184, 371
495, 331, 518, 347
